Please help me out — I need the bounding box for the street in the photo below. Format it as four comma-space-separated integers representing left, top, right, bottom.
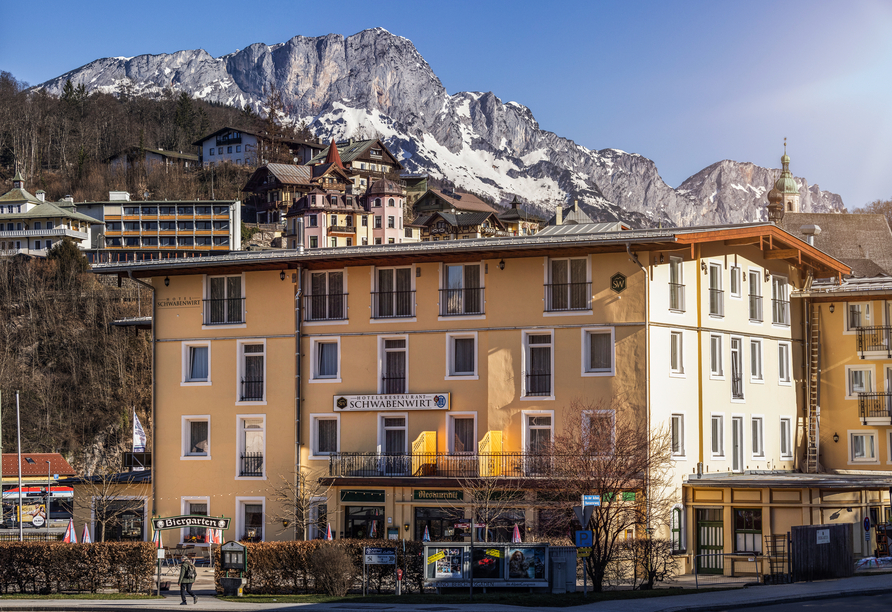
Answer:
727, 593, 891, 611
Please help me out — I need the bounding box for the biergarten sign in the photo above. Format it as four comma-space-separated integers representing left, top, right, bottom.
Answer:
334, 393, 450, 411
152, 515, 231, 531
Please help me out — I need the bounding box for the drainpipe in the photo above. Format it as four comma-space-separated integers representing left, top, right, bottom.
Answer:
695, 246, 704, 469
128, 270, 156, 518
294, 264, 303, 539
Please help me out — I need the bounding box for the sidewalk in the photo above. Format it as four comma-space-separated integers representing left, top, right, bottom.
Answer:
1, 570, 891, 612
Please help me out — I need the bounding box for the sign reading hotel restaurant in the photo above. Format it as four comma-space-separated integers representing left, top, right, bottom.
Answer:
414, 490, 463, 501
152, 515, 231, 531
334, 393, 450, 412
156, 297, 201, 309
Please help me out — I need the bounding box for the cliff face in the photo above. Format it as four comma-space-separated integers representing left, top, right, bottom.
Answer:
38, 28, 846, 227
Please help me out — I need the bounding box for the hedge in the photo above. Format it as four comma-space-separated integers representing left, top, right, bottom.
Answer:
0, 542, 155, 594
213, 539, 427, 595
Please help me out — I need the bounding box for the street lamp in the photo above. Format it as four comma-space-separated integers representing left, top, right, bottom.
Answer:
46, 460, 51, 529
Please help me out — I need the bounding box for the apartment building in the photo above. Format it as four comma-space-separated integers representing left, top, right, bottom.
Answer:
92, 222, 847, 561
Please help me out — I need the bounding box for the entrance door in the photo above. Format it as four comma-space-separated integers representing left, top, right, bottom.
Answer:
732, 417, 743, 473
696, 508, 724, 574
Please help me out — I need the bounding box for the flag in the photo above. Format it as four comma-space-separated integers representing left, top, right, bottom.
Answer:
132, 411, 147, 472
512, 524, 522, 543
81, 524, 92, 544
205, 528, 221, 544
423, 525, 430, 542
326, 523, 333, 541
152, 527, 162, 548
369, 520, 377, 538
63, 519, 77, 543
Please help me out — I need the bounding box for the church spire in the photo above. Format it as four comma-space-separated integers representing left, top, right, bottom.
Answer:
766, 138, 800, 222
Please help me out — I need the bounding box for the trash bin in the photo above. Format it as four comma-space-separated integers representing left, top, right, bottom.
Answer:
220, 577, 242, 597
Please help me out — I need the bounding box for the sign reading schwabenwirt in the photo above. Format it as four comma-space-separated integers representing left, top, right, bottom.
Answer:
156, 297, 201, 309
152, 515, 231, 531
334, 393, 450, 412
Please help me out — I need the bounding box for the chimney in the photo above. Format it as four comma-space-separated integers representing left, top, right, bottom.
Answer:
296, 216, 305, 253
35, 190, 45, 202
799, 224, 821, 246
574, 199, 579, 212
555, 205, 563, 226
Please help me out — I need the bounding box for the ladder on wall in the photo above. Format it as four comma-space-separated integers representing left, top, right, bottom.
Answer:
805, 303, 821, 474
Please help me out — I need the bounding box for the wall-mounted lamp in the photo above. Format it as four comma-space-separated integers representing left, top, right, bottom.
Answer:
833, 432, 839, 443
282, 519, 290, 528
700, 261, 707, 273
659, 253, 664, 264
164, 276, 170, 287
829, 304, 835, 313
499, 259, 505, 271
403, 523, 410, 532
280, 270, 286, 281
764, 269, 771, 282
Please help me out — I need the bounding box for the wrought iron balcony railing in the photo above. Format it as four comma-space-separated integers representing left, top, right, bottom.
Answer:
857, 326, 892, 356
328, 452, 557, 479
544, 282, 591, 312
203, 297, 245, 325
858, 392, 892, 422
439, 287, 485, 316
371, 290, 415, 319
240, 379, 264, 402
525, 372, 552, 397
240, 453, 264, 477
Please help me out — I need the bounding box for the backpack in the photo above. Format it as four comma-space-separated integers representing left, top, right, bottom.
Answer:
185, 563, 196, 581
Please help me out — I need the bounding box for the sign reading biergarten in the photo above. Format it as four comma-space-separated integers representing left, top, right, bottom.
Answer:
334, 393, 450, 412
153, 515, 231, 531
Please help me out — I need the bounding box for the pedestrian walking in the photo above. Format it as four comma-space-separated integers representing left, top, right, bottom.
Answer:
178, 553, 198, 605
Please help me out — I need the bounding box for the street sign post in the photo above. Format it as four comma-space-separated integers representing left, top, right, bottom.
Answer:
575, 530, 593, 548
572, 505, 595, 529
363, 547, 397, 596
582, 494, 601, 507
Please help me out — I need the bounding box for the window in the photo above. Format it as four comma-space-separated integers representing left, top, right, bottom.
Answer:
524, 331, 553, 398
670, 331, 684, 375
387, 216, 395, 229
546, 257, 589, 311
209, 148, 215, 156
448, 414, 476, 454
238, 416, 265, 477
379, 414, 408, 455
524, 412, 553, 454
710, 335, 723, 377
178, 236, 193, 247
846, 366, 873, 398
311, 339, 340, 381
750, 339, 763, 382
779, 417, 793, 458
34, 240, 41, 249
670, 414, 685, 457
851, 432, 877, 462
46, 221, 53, 230
583, 410, 615, 455
772, 276, 790, 325
238, 499, 264, 542
374, 267, 414, 318
751, 417, 764, 457
34, 222, 41, 230
227, 146, 232, 154
388, 237, 394, 244
778, 342, 791, 384
375, 216, 382, 229
239, 342, 265, 402
307, 270, 346, 321
374, 198, 381, 207
583, 328, 614, 375
441, 263, 483, 316
206, 275, 243, 325
307, 214, 318, 227
731, 416, 744, 472
388, 198, 395, 207
218, 147, 223, 155
361, 215, 368, 227
670, 506, 685, 553
182, 499, 209, 541
362, 237, 368, 245
182, 416, 210, 458
380, 337, 407, 393
730, 337, 744, 399
183, 342, 210, 384
309, 236, 318, 248
846, 303, 867, 331
734, 509, 762, 553
447, 333, 477, 378
708, 263, 723, 316
311, 415, 339, 456
711, 414, 724, 457
375, 237, 382, 244
669, 257, 685, 311
236, 145, 241, 153
330, 238, 337, 247
730, 266, 741, 298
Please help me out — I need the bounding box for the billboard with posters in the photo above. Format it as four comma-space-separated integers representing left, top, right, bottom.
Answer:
18, 503, 47, 525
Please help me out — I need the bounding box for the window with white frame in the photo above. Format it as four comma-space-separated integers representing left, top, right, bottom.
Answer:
730, 266, 741, 298
772, 275, 790, 325
846, 303, 868, 331
670, 331, 684, 375
708, 263, 723, 316
238, 498, 264, 542
237, 416, 265, 478
777, 342, 791, 384
710, 335, 723, 377
446, 333, 477, 378
846, 366, 874, 398
374, 267, 413, 319
311, 415, 339, 456
546, 257, 589, 311
183, 342, 210, 384
851, 431, 877, 462
206, 275, 244, 325
448, 414, 476, 454
750, 339, 763, 382
307, 271, 345, 321
779, 417, 792, 458
748, 270, 763, 322
751, 417, 764, 457
669, 257, 685, 312
379, 414, 408, 455
711, 414, 724, 457
380, 337, 408, 393
523, 331, 553, 397
239, 342, 265, 402
583, 328, 614, 375
670, 414, 685, 457
442, 263, 483, 316
730, 337, 744, 400
182, 499, 209, 541
182, 416, 209, 457
523, 412, 553, 455
311, 339, 340, 381
671, 506, 685, 553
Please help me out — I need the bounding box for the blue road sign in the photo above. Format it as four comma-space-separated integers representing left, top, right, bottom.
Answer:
864, 516, 871, 532
575, 530, 593, 548
582, 495, 601, 507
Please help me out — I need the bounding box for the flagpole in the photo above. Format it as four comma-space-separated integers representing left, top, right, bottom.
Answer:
16, 391, 23, 542
0, 389, 4, 527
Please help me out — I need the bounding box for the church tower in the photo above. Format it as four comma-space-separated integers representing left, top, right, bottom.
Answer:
766, 140, 800, 223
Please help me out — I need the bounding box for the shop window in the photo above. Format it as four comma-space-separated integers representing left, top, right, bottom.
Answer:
734, 509, 762, 553
345, 506, 384, 539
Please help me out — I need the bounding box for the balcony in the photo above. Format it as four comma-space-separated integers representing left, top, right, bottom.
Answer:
858, 392, 892, 424
772, 299, 790, 325
203, 297, 245, 325
544, 282, 591, 312
749, 294, 763, 322
857, 326, 892, 357
328, 452, 556, 479
439, 287, 485, 316
371, 290, 415, 319
240, 379, 264, 402
328, 225, 355, 235
0, 228, 88, 241
240, 453, 263, 477
304, 293, 348, 322
669, 283, 685, 312
708, 288, 724, 316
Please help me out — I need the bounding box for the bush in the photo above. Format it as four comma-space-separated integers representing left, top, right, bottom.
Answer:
307, 545, 356, 596
0, 542, 155, 594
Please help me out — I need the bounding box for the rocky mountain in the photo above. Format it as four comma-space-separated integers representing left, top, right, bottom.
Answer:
36, 28, 846, 227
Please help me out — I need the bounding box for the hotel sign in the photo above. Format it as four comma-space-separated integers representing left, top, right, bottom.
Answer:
334, 393, 450, 411
414, 490, 463, 501
156, 296, 201, 309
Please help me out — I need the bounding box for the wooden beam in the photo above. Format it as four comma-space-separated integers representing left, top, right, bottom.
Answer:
724, 237, 762, 246
763, 249, 799, 260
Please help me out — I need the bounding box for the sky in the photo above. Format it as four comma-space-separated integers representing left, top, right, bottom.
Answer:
4, 0, 892, 209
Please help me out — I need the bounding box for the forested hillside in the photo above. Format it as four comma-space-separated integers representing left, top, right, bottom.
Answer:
0, 245, 151, 473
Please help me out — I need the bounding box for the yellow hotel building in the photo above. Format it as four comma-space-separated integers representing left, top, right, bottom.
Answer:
97, 222, 863, 567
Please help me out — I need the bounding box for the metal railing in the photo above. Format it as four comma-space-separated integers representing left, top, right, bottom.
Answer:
439, 287, 485, 316
859, 392, 892, 422
708, 289, 724, 316
240, 379, 264, 402
381, 375, 406, 394
669, 283, 685, 312
328, 452, 557, 478
240, 453, 263, 477
0, 532, 64, 542
525, 372, 552, 396
371, 291, 415, 318
772, 299, 790, 325
749, 294, 763, 322
304, 293, 348, 321
693, 553, 762, 588
857, 326, 892, 355
327, 225, 356, 234
544, 282, 591, 312
203, 297, 245, 325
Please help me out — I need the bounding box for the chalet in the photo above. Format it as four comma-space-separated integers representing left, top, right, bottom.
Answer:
193, 127, 325, 167
414, 210, 509, 241
307, 138, 403, 193
497, 195, 546, 236
243, 161, 353, 224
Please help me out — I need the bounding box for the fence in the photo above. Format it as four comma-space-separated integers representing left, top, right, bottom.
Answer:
692, 553, 762, 588
791, 524, 853, 582
0, 532, 64, 542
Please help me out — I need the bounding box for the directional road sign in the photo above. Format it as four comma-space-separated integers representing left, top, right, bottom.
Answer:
582, 494, 601, 507
364, 547, 396, 565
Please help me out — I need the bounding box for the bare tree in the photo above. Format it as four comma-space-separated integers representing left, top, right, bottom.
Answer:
450, 475, 524, 543
74, 452, 147, 542
270, 467, 333, 540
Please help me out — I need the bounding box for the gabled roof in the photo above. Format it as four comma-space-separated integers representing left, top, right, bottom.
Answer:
2, 453, 76, 477
308, 139, 402, 169
0, 200, 102, 224
415, 210, 507, 230
498, 196, 546, 223
243, 164, 314, 192
61, 469, 152, 485
417, 189, 497, 214
109, 147, 199, 163
546, 201, 596, 225
192, 126, 320, 148
0, 187, 42, 205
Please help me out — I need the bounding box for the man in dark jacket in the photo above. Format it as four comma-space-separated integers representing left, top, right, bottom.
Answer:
178, 554, 198, 605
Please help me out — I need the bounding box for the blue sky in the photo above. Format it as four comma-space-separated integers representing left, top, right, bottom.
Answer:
4, 0, 892, 208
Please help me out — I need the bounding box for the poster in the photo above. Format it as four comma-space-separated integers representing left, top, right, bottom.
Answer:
507, 547, 546, 580
18, 504, 46, 524
434, 548, 463, 578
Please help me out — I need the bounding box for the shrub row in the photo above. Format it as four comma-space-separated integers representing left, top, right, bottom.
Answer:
0, 542, 155, 594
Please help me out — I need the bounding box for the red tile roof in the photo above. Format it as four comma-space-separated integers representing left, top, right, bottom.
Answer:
324, 138, 344, 169
2, 453, 76, 477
